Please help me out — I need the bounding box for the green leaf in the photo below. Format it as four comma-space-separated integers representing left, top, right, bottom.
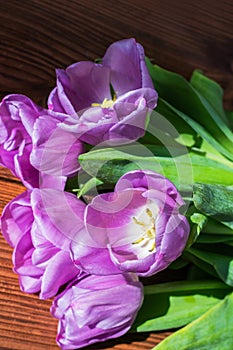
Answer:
152, 292, 233, 350
168, 257, 189, 270
157, 97, 233, 161
190, 69, 229, 125
225, 110, 233, 131
146, 60, 233, 160
186, 247, 233, 286
203, 218, 233, 235
79, 146, 233, 192
193, 184, 233, 226
132, 280, 230, 332
77, 177, 103, 198
185, 212, 207, 248
196, 234, 233, 244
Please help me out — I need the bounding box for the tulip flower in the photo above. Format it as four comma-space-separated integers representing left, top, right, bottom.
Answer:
1, 189, 86, 299
0, 95, 42, 188
51, 273, 143, 349
0, 95, 84, 189
72, 170, 190, 277
48, 38, 158, 145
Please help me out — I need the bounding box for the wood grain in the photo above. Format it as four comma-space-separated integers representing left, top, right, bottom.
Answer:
0, 0, 232, 349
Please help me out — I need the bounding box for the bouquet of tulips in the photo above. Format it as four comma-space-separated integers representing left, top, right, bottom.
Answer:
0, 38, 233, 350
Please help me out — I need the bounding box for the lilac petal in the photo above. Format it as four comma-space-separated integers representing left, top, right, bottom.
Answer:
40, 250, 79, 299
108, 243, 156, 275
102, 38, 154, 96
114, 87, 157, 110
0, 111, 30, 177
108, 215, 189, 277
0, 146, 17, 174
107, 91, 157, 142
31, 116, 84, 178
116, 170, 185, 206
137, 43, 156, 89
60, 106, 118, 145
38, 173, 67, 191
31, 189, 86, 251
18, 275, 42, 294
71, 276, 142, 329
47, 87, 65, 113
0, 94, 43, 133
0, 115, 30, 149
85, 190, 148, 247
31, 222, 60, 267
83, 170, 189, 277
14, 142, 39, 189
13, 232, 44, 277
1, 191, 33, 247
131, 214, 189, 277
142, 189, 180, 214
51, 273, 143, 349
71, 242, 120, 275
0, 94, 46, 187
55, 62, 111, 113
151, 213, 190, 270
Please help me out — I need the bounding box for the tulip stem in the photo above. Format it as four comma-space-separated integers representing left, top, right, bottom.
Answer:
143, 280, 231, 295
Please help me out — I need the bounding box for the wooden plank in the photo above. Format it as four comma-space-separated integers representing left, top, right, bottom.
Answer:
1, 0, 233, 108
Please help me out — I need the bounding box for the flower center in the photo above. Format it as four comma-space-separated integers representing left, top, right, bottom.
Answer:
132, 208, 156, 253
92, 97, 116, 109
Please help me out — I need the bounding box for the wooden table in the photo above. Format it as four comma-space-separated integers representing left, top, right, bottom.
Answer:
0, 1, 232, 349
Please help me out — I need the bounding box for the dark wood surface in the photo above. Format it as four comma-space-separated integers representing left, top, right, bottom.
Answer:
0, 1, 232, 349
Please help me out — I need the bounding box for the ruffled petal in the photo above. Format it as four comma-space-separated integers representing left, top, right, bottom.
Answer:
51, 273, 143, 349
55, 62, 111, 114
40, 250, 79, 299
31, 116, 84, 179
102, 38, 154, 96
1, 191, 33, 247
31, 188, 86, 251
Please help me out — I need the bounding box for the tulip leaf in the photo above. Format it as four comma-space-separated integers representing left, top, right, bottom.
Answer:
225, 110, 233, 131
152, 292, 233, 350
193, 184, 233, 229
146, 60, 233, 160
132, 280, 230, 332
203, 217, 233, 235
79, 147, 233, 192
190, 69, 229, 125
196, 234, 233, 244
77, 177, 103, 198
185, 211, 207, 248
157, 98, 233, 161
185, 246, 233, 286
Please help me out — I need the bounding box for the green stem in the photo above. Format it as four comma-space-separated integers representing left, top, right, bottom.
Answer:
144, 280, 231, 295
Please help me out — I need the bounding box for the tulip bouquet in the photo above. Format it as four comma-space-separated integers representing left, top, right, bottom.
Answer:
0, 38, 233, 350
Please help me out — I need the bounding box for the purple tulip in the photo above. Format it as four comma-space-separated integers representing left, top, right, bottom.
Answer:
72, 170, 190, 277
0, 95, 42, 188
51, 273, 143, 349
30, 113, 85, 183
0, 94, 84, 189
1, 189, 86, 299
48, 38, 158, 145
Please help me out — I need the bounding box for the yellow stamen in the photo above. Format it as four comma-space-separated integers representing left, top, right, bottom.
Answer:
149, 241, 156, 252
91, 97, 116, 109
146, 208, 153, 217
132, 207, 156, 254
133, 217, 146, 227
146, 229, 155, 239
132, 237, 145, 245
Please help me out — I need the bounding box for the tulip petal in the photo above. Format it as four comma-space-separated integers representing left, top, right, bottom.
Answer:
102, 38, 154, 95
31, 188, 86, 251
